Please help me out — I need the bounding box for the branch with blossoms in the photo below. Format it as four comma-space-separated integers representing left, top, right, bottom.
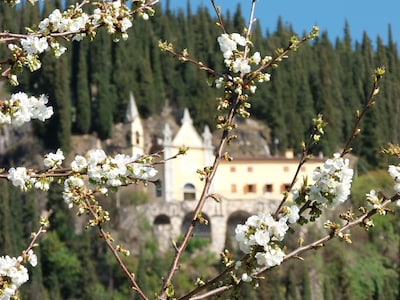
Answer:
0, 144, 185, 299
0, 217, 48, 299
170, 68, 390, 299
155, 0, 395, 298
156, 2, 319, 299
183, 189, 398, 300
0, 0, 158, 85
0, 0, 397, 299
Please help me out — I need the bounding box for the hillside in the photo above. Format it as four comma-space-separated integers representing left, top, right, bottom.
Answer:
1, 2, 399, 169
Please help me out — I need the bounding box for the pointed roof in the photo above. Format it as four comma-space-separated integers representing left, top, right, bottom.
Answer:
125, 92, 139, 123
181, 107, 193, 125
173, 108, 203, 147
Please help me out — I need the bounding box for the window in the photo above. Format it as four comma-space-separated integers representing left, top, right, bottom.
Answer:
183, 183, 196, 200
301, 166, 306, 172
247, 166, 253, 172
135, 131, 140, 145
155, 180, 162, 197
231, 184, 237, 193
281, 183, 291, 192
230, 166, 236, 172
283, 166, 289, 172
244, 184, 257, 193
264, 184, 273, 193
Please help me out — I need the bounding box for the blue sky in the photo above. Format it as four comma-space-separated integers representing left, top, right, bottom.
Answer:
165, 0, 400, 47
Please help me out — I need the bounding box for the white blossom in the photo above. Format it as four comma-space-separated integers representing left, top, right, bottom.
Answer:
280, 205, 300, 224
231, 33, 246, 46
71, 155, 88, 172
26, 250, 37, 267
232, 58, 251, 75
0, 93, 53, 127
217, 33, 237, 59
254, 245, 285, 267
7, 167, 30, 191
0, 255, 30, 299
235, 213, 289, 269
252, 52, 261, 64
30, 95, 54, 122
388, 165, 400, 193
215, 77, 225, 88
241, 273, 253, 282
20, 36, 49, 55
43, 149, 65, 168
309, 153, 353, 206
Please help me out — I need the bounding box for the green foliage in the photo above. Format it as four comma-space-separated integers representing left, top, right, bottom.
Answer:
182, 236, 210, 254
12, 1, 400, 163
40, 231, 83, 298
350, 169, 393, 208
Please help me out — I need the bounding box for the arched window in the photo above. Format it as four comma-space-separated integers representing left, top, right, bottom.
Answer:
153, 214, 172, 252
154, 214, 171, 225
135, 131, 140, 145
183, 183, 196, 200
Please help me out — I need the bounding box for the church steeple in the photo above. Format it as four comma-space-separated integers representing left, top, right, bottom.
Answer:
126, 92, 139, 123
125, 92, 144, 156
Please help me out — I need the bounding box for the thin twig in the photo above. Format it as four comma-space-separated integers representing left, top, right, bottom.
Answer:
341, 72, 383, 157
159, 96, 240, 299
84, 197, 149, 300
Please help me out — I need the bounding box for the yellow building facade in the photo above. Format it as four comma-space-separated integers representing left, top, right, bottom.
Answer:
143, 107, 325, 203
215, 155, 324, 202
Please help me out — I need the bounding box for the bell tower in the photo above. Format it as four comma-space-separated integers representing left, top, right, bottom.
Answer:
125, 92, 144, 156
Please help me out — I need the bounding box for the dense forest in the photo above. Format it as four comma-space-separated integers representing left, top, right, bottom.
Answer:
0, 1, 399, 299
1, 1, 400, 166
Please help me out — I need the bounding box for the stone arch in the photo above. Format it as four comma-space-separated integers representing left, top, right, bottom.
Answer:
154, 214, 170, 225
226, 211, 252, 251
183, 183, 196, 200
181, 212, 211, 241
153, 214, 172, 252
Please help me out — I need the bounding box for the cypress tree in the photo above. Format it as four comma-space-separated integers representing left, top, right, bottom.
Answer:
89, 29, 115, 139
73, 40, 91, 134
0, 181, 12, 254
310, 32, 345, 154
357, 33, 383, 168
336, 22, 362, 141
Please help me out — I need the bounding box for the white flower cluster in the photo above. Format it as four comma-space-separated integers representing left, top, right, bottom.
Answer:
7, 147, 157, 200
217, 33, 246, 60
217, 33, 270, 78
20, 36, 49, 55
294, 153, 354, 207
0, 251, 37, 300
388, 164, 400, 193
39, 8, 89, 39
43, 149, 65, 169
365, 189, 386, 215
92, 0, 132, 41
7, 149, 65, 191
5, 0, 154, 85
235, 207, 299, 269
7, 167, 31, 191
0, 92, 53, 127
63, 149, 157, 208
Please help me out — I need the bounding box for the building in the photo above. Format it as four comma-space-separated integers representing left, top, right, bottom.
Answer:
119, 93, 326, 253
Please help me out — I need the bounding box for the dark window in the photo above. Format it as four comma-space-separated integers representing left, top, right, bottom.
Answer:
155, 180, 162, 197
183, 183, 196, 200
264, 184, 273, 193
244, 184, 257, 193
